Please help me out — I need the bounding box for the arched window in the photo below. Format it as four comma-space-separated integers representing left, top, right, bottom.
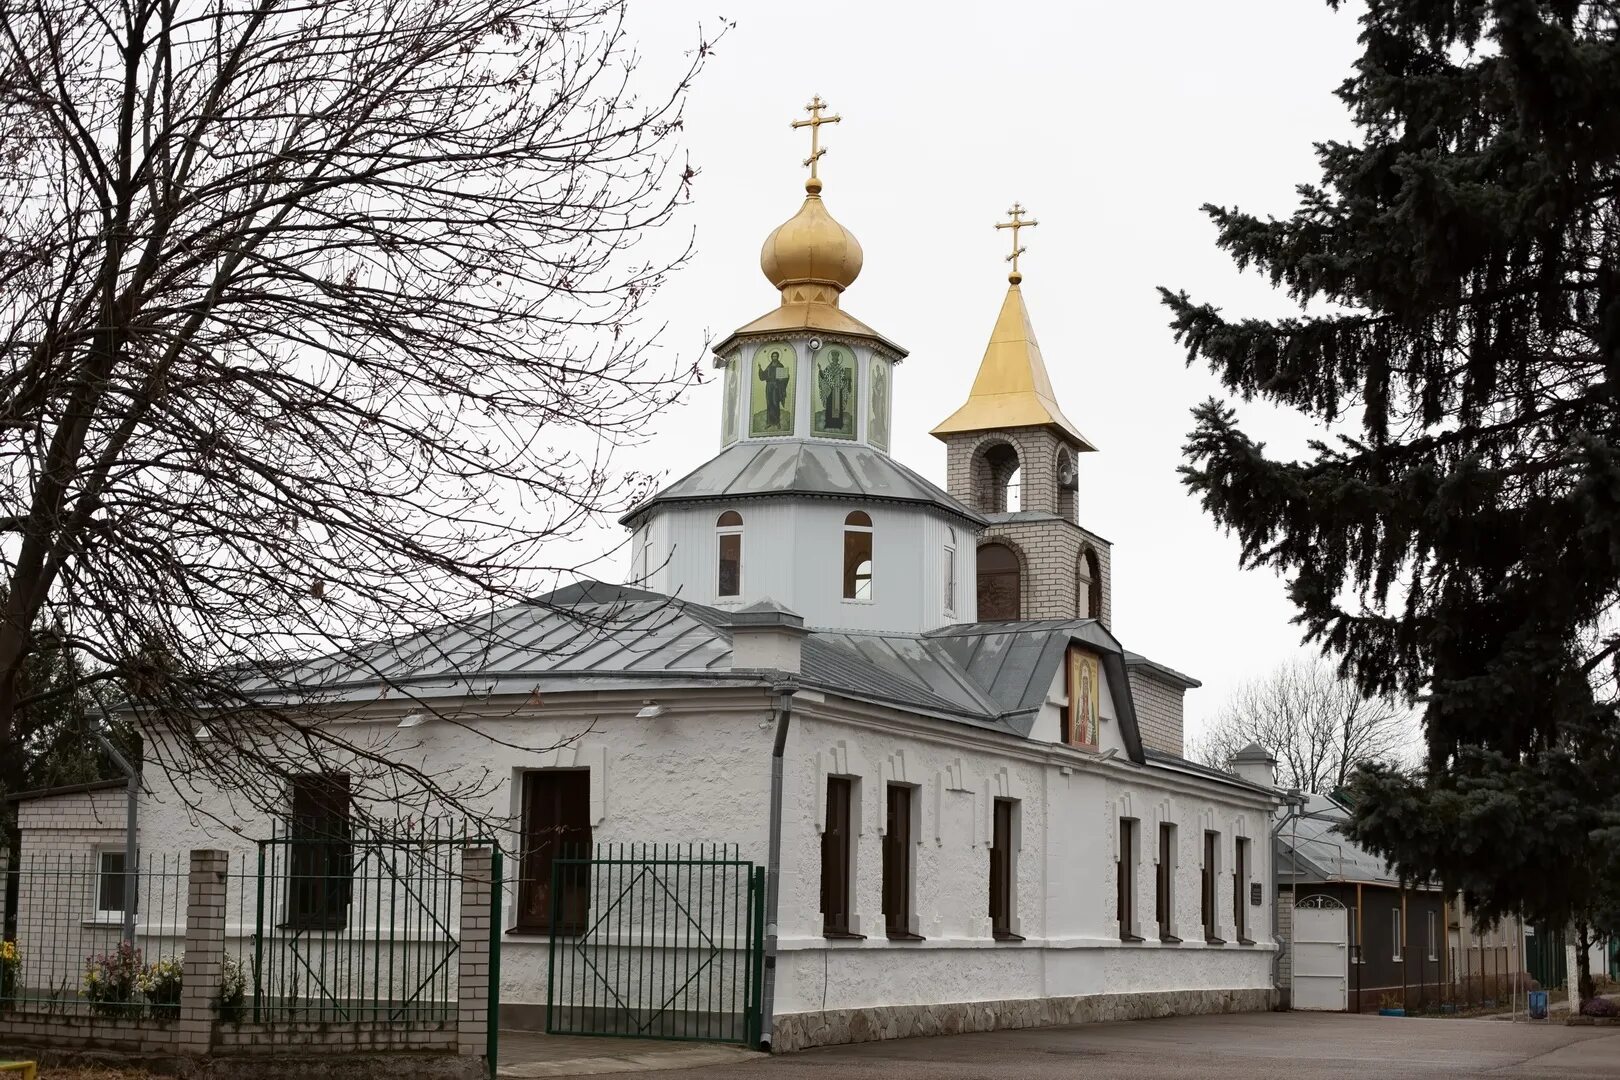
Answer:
1078, 546, 1102, 621
977, 542, 1021, 620
843, 511, 873, 600
973, 441, 1021, 514
716, 510, 743, 598
943, 530, 958, 617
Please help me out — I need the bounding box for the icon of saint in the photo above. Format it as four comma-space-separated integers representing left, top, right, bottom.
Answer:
819, 349, 852, 431
758, 350, 790, 429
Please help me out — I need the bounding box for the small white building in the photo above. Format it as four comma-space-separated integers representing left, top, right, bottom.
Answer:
18, 117, 1282, 1051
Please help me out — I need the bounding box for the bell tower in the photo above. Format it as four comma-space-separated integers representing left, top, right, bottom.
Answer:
932, 205, 1112, 625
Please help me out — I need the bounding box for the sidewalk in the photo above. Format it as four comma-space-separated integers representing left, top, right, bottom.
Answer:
495, 1031, 760, 1078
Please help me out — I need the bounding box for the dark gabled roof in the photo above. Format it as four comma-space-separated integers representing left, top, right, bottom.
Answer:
5, 778, 128, 803
1123, 651, 1202, 690
620, 439, 986, 527
1143, 748, 1276, 795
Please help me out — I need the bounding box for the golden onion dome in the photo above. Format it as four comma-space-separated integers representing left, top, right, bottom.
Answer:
759, 177, 863, 296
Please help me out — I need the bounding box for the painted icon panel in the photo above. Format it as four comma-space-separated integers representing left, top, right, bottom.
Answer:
721, 355, 740, 445
812, 344, 858, 440
750, 342, 796, 437
1067, 647, 1101, 748
868, 357, 891, 450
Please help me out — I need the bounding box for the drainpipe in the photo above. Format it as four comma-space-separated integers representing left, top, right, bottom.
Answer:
1270, 789, 1305, 1004
87, 702, 140, 945
759, 678, 796, 1052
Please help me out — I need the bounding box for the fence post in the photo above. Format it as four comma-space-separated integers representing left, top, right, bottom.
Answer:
177, 849, 228, 1056
458, 847, 493, 1057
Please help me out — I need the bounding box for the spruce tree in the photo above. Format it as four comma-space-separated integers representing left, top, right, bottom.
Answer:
1161, 0, 1620, 1000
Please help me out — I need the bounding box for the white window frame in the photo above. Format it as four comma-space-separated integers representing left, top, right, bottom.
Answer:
94, 847, 130, 922
943, 539, 957, 617
715, 511, 743, 601
1392, 908, 1403, 961
1427, 909, 1439, 961
842, 511, 874, 603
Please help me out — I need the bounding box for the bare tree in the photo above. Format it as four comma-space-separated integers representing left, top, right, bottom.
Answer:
1194, 655, 1415, 794
0, 0, 720, 821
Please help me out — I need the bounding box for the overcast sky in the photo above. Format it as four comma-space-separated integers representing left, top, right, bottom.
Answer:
583, 0, 1369, 746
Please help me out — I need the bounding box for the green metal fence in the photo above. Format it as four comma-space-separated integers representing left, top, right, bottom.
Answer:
253, 818, 490, 1025
544, 843, 763, 1044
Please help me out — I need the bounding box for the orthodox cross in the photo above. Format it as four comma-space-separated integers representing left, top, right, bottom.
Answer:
792, 95, 841, 182
996, 203, 1039, 280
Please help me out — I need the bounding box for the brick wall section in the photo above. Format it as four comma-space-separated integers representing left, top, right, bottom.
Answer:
944, 430, 1113, 627
1126, 668, 1186, 757
456, 847, 493, 1056
16, 786, 127, 835
177, 849, 229, 1056
1277, 885, 1294, 1005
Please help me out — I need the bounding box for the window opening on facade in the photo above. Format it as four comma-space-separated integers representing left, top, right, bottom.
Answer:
883, 784, 920, 939
286, 773, 353, 930
96, 849, 127, 918
517, 770, 592, 933
821, 776, 857, 937
943, 537, 957, 617
843, 511, 874, 600
1157, 823, 1179, 942
1079, 546, 1102, 620
1234, 836, 1251, 943
716, 510, 743, 598
977, 542, 1020, 620
989, 798, 1020, 940
1118, 817, 1141, 941
1202, 830, 1223, 944
1392, 908, 1403, 961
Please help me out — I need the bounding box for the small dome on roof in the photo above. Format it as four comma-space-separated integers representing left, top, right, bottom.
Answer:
760, 179, 863, 295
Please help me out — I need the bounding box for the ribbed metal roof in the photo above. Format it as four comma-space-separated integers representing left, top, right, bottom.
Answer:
620, 440, 985, 526
1276, 794, 1414, 887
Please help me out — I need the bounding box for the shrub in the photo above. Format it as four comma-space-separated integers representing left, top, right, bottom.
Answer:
138, 955, 184, 1018
217, 955, 247, 1023
0, 940, 21, 1008
1580, 996, 1618, 1018
84, 942, 142, 1017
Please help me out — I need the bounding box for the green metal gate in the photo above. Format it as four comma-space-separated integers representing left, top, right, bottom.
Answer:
544, 843, 764, 1044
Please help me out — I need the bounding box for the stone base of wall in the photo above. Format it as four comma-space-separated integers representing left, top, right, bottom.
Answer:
0, 1043, 485, 1080
771, 987, 1276, 1053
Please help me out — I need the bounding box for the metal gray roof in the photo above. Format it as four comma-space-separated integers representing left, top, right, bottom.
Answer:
1276, 794, 1423, 887
620, 440, 986, 527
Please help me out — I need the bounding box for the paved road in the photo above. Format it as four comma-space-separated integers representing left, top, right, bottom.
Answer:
552, 1012, 1620, 1079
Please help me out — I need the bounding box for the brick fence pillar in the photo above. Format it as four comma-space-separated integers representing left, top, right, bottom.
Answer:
176, 849, 228, 1056
457, 847, 493, 1057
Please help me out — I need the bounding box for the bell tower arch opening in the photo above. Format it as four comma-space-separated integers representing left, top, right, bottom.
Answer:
976, 541, 1023, 621
972, 440, 1022, 514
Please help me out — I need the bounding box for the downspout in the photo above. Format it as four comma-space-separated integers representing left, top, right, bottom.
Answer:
87, 703, 139, 945
1270, 791, 1304, 1004
759, 678, 797, 1052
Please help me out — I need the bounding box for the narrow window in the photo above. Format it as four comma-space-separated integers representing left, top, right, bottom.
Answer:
286, 774, 353, 930
1350, 904, 1361, 963
843, 511, 874, 600
943, 540, 957, 617
1392, 908, 1403, 961
821, 777, 856, 936
517, 770, 592, 933
989, 799, 1019, 940
96, 850, 128, 918
1117, 818, 1140, 941
716, 510, 743, 598
1233, 837, 1251, 943
1427, 909, 1439, 961
882, 784, 918, 938
1156, 823, 1178, 942
1201, 830, 1223, 943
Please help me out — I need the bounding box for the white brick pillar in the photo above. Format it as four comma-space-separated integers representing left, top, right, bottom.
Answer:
458, 847, 493, 1056
177, 848, 228, 1056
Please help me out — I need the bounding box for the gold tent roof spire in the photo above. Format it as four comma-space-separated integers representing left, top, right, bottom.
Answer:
930, 204, 1095, 450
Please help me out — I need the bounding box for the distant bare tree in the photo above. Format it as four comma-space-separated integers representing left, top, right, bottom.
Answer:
1194, 656, 1414, 794
0, 0, 721, 822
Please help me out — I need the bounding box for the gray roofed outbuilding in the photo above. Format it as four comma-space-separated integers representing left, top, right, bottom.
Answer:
620, 440, 986, 527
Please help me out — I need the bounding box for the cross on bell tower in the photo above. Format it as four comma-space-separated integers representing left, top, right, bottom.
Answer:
995, 203, 1039, 284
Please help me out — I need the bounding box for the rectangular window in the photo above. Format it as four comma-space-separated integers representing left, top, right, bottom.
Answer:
989, 798, 1018, 939
821, 777, 856, 936
1350, 905, 1361, 963
1233, 836, 1251, 943
1427, 909, 1439, 961
517, 770, 592, 933
1392, 908, 1403, 961
286, 773, 353, 930
943, 545, 957, 616
1117, 817, 1139, 941
1201, 830, 1222, 943
96, 850, 128, 917
717, 531, 741, 597
1156, 823, 1177, 941
882, 784, 918, 938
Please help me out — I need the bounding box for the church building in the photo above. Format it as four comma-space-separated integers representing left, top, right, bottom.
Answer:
45, 100, 1280, 1053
